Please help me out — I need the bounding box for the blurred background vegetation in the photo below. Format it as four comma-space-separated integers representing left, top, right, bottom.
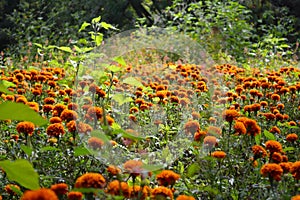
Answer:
0, 0, 299, 64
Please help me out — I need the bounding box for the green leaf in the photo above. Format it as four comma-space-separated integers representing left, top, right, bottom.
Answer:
142, 164, 163, 172
112, 94, 133, 106
100, 22, 118, 30
283, 147, 295, 152
57, 46, 73, 53
0, 102, 48, 126
33, 43, 43, 48
2, 80, 16, 88
112, 128, 145, 140
123, 77, 144, 88
106, 65, 122, 73
78, 22, 91, 32
90, 130, 110, 143
0, 81, 13, 94
113, 56, 126, 66
255, 134, 261, 145
74, 147, 91, 156
40, 146, 61, 152
95, 34, 103, 46
263, 130, 276, 140
187, 163, 200, 177
20, 145, 32, 156
92, 16, 101, 23
0, 159, 40, 190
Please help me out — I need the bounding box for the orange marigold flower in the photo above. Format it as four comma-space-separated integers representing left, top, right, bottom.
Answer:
53, 104, 67, 116
86, 106, 103, 120
43, 104, 54, 113
16, 121, 35, 136
260, 163, 283, 181
263, 113, 276, 121
252, 145, 267, 159
105, 180, 130, 197
49, 117, 62, 124
88, 137, 104, 149
291, 195, 300, 200
286, 133, 298, 142
46, 123, 65, 137
191, 111, 200, 120
269, 126, 281, 134
203, 136, 217, 147
271, 94, 280, 101
289, 121, 297, 126
207, 126, 222, 136
21, 188, 58, 200
156, 170, 180, 186
44, 97, 56, 104
60, 109, 78, 122
194, 130, 207, 141
265, 140, 282, 153
129, 185, 152, 199
271, 152, 282, 163
67, 191, 83, 200
151, 186, 173, 200
223, 109, 239, 122
211, 151, 226, 159
4, 184, 20, 195
184, 120, 200, 134
279, 162, 292, 173
75, 173, 106, 189
176, 195, 196, 200
291, 161, 300, 180
50, 183, 68, 195
234, 121, 246, 135
107, 165, 121, 176
123, 160, 145, 177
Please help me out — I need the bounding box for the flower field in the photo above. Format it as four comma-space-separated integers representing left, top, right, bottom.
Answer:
0, 50, 300, 200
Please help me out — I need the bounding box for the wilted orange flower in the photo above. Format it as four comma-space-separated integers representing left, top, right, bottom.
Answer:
223, 109, 239, 122
151, 186, 173, 200
4, 184, 20, 195
291, 161, 300, 180
75, 173, 106, 189
50, 183, 68, 195
21, 188, 58, 200
260, 163, 283, 181
67, 191, 83, 200
123, 160, 144, 177
16, 121, 35, 136
176, 195, 196, 200
46, 123, 65, 137
286, 133, 298, 142
203, 136, 217, 147
184, 120, 200, 134
105, 180, 130, 197
156, 170, 180, 186
107, 165, 121, 176
211, 151, 226, 159
252, 145, 267, 159
88, 137, 104, 149
265, 140, 282, 153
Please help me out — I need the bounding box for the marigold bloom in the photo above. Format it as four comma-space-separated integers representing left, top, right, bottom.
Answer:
75, 173, 106, 189
44, 97, 56, 104
46, 123, 65, 137
50, 183, 68, 195
207, 126, 222, 136
107, 165, 121, 176
286, 133, 298, 142
211, 151, 226, 159
49, 117, 62, 124
203, 136, 217, 147
184, 120, 200, 134
60, 109, 78, 122
67, 191, 83, 200
234, 121, 246, 135
156, 170, 180, 186
21, 188, 58, 200
43, 104, 54, 113
4, 184, 20, 195
123, 160, 144, 177
269, 126, 281, 134
265, 140, 282, 153
151, 186, 173, 200
16, 121, 35, 136
53, 104, 67, 116
291, 161, 300, 180
223, 109, 239, 123
86, 106, 103, 120
291, 195, 300, 200
252, 145, 267, 159
194, 130, 207, 141
271, 94, 280, 101
271, 152, 282, 163
105, 180, 130, 197
129, 185, 152, 199
260, 163, 283, 181
88, 137, 104, 149
279, 162, 292, 173
176, 195, 196, 200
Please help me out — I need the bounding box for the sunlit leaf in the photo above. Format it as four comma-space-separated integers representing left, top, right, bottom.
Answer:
142, 164, 163, 172
78, 22, 91, 32
20, 145, 32, 156
100, 22, 118, 30
0, 102, 48, 126
106, 65, 122, 73
255, 134, 261, 145
123, 77, 144, 88
112, 94, 133, 106
91, 130, 111, 143
0, 80, 13, 94
95, 34, 103, 46
283, 147, 295, 152
0, 159, 40, 190
263, 130, 276, 140
113, 56, 126, 66
57, 46, 73, 53
74, 147, 91, 156
92, 16, 101, 23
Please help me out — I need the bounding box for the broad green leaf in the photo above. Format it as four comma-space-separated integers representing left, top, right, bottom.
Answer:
78, 22, 91, 32
2, 80, 16, 88
112, 94, 133, 106
142, 164, 163, 172
0, 102, 48, 126
92, 16, 101, 23
123, 77, 144, 88
100, 22, 118, 30
255, 134, 261, 145
57, 46, 73, 53
0, 81, 13, 94
95, 34, 103, 46
113, 56, 126, 66
20, 145, 32, 156
74, 147, 91, 156
40, 146, 61, 152
91, 130, 111, 143
112, 128, 145, 140
283, 147, 295, 152
0, 159, 40, 190
263, 130, 276, 140
106, 65, 122, 73
187, 163, 200, 177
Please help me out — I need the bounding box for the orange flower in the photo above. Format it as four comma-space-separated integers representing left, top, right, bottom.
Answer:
105, 180, 130, 197
279, 162, 292, 173
151, 186, 173, 200
43, 104, 54, 113
46, 123, 65, 137
21, 188, 58, 200
50, 183, 68, 195
67, 191, 83, 200
203, 136, 217, 147
269, 126, 281, 134
107, 165, 121, 176
211, 151, 226, 159
60, 109, 78, 122
53, 104, 67, 116
88, 137, 104, 149
237, 117, 261, 136
123, 160, 144, 177
271, 152, 282, 163
271, 94, 280, 101
291, 161, 300, 180
233, 121, 246, 135
184, 120, 200, 134
44, 97, 56, 104
75, 173, 106, 189
252, 145, 267, 159
286, 133, 298, 142
4, 184, 20, 195
49, 117, 62, 124
16, 121, 35, 136
223, 109, 239, 123
86, 106, 103, 120
129, 185, 151, 200
260, 163, 283, 181
194, 130, 207, 141
265, 140, 282, 153
207, 126, 222, 136
176, 195, 196, 200
156, 170, 180, 186
291, 195, 300, 200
